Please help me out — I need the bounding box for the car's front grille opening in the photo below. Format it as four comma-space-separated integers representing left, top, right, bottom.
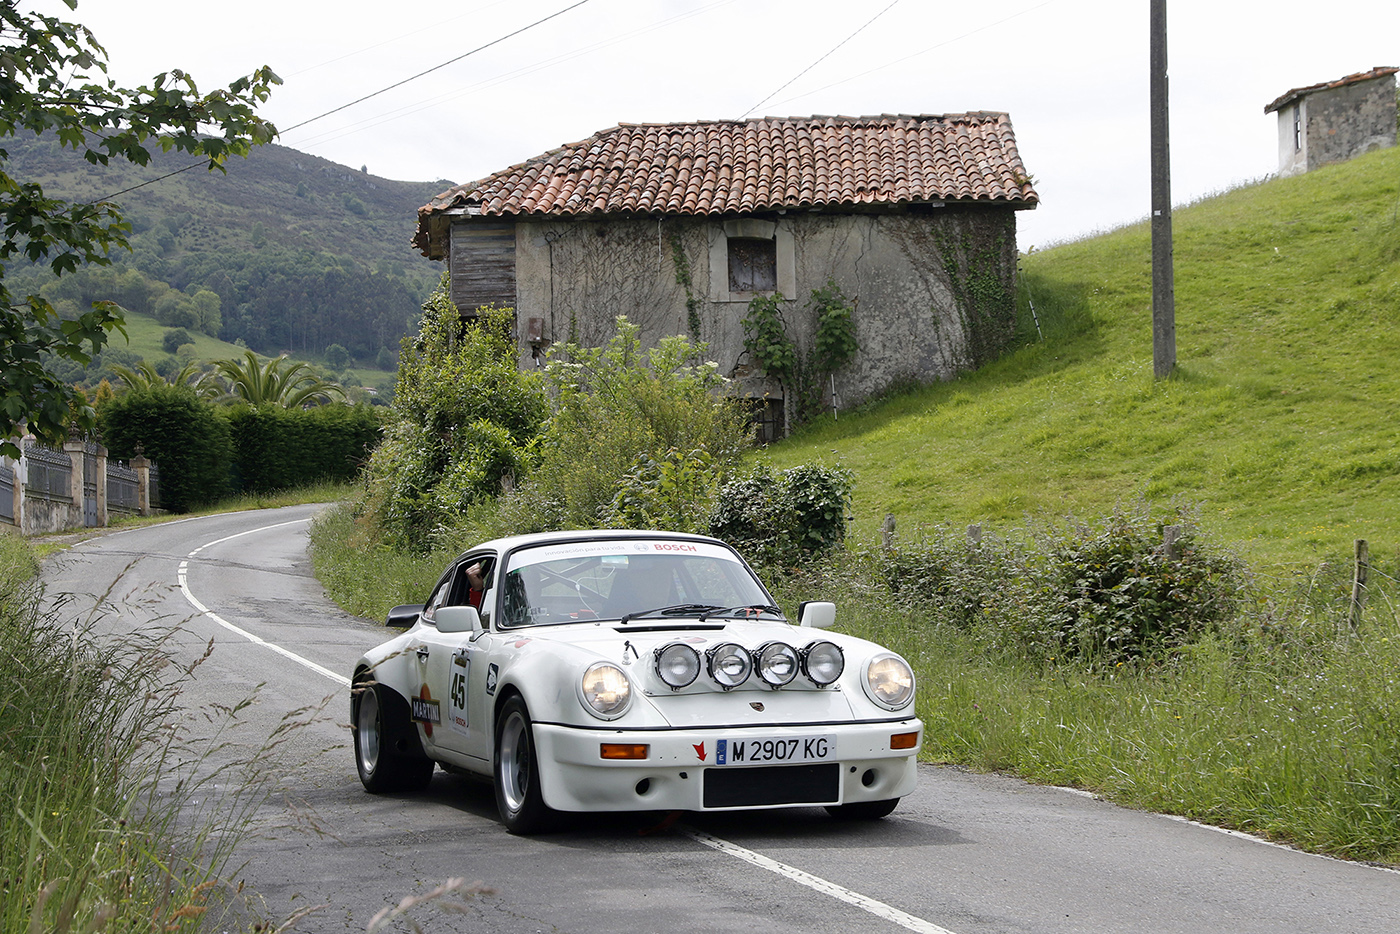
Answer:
701, 763, 839, 808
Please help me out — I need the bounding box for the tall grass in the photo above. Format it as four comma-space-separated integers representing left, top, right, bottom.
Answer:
0, 530, 309, 931
768, 526, 1400, 864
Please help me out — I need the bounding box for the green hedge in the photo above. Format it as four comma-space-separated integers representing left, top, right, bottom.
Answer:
226, 404, 381, 494
97, 384, 233, 511
99, 391, 382, 510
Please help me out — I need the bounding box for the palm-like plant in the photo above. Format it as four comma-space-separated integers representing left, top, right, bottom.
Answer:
111, 361, 223, 401
215, 350, 345, 407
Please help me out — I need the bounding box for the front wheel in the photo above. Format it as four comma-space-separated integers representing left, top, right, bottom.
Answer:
493, 696, 555, 833
825, 798, 899, 820
353, 679, 434, 793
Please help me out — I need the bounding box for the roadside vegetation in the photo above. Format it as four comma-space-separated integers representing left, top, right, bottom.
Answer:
0, 530, 282, 931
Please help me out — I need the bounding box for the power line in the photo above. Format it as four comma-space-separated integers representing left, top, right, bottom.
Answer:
280, 0, 592, 134
91, 0, 594, 202
739, 0, 900, 120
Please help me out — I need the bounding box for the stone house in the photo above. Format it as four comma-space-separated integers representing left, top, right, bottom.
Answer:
1265, 66, 1398, 176
414, 113, 1038, 436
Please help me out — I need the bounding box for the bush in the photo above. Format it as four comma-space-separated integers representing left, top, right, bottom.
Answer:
162, 326, 193, 354
226, 403, 381, 493
537, 316, 751, 528
877, 504, 1247, 663
98, 383, 232, 511
605, 447, 721, 534
710, 463, 852, 567
359, 280, 548, 552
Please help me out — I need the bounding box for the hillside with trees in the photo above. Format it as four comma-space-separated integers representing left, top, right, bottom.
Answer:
5, 133, 450, 368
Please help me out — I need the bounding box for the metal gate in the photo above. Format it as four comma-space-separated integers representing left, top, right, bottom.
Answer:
83, 446, 99, 527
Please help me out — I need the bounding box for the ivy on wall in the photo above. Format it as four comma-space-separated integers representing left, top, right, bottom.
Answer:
741, 278, 859, 427
930, 214, 1019, 369
669, 233, 702, 337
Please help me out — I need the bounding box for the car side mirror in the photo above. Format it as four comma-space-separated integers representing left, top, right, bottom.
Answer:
385, 604, 424, 628
797, 601, 836, 629
435, 605, 483, 634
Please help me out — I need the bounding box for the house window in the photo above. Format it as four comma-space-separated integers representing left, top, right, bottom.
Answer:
728, 238, 777, 293
1292, 103, 1302, 152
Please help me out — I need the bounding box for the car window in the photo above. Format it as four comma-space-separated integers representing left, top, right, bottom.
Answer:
500, 540, 769, 628
421, 572, 453, 626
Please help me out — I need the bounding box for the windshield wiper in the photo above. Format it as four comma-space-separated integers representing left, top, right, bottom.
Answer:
699, 604, 784, 621
618, 603, 724, 625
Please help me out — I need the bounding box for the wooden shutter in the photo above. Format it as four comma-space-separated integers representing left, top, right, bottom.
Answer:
449, 222, 517, 314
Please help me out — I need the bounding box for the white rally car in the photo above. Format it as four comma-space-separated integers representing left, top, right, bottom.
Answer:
351, 530, 921, 833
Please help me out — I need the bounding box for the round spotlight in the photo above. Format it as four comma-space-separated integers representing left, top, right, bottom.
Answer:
654, 643, 701, 689
707, 643, 752, 689
756, 642, 799, 687
802, 641, 845, 686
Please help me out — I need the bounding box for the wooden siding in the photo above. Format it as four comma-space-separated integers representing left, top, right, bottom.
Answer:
449, 221, 517, 313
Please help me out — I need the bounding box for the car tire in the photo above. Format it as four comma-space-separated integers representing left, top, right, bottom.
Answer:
825, 798, 899, 820
493, 696, 555, 834
353, 679, 434, 793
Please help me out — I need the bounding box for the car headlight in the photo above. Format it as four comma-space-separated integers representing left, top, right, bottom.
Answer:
755, 642, 799, 687
802, 640, 844, 686
707, 643, 752, 689
864, 653, 915, 709
654, 643, 701, 689
581, 662, 631, 718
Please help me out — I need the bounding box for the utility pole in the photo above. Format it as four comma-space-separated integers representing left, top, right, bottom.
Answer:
1150, 0, 1176, 378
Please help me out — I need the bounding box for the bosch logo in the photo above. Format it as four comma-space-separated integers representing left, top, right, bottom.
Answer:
653, 543, 698, 552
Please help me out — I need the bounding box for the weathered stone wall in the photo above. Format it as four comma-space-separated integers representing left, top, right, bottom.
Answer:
1304, 75, 1397, 171
492, 206, 1021, 410
1276, 75, 1398, 176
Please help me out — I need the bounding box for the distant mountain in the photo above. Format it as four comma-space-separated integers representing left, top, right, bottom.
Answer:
6, 134, 453, 365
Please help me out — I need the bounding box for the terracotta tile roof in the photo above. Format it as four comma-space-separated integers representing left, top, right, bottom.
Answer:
1264, 66, 1399, 114
415, 113, 1038, 258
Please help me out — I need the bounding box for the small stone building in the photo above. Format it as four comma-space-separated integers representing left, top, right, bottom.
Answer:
414, 114, 1038, 435
1265, 66, 1398, 176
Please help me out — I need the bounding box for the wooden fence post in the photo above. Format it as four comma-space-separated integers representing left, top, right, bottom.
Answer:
881, 513, 896, 551
1163, 525, 1181, 562
1348, 539, 1369, 632
967, 523, 982, 546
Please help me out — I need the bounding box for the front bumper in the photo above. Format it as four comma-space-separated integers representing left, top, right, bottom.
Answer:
531, 718, 921, 812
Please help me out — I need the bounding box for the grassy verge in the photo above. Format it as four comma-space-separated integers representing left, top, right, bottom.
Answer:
308, 501, 450, 621
2, 522, 325, 930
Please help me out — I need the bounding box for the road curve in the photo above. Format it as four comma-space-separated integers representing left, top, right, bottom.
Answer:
40, 506, 1400, 933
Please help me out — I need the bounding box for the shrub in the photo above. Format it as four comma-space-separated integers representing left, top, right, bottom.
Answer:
162, 326, 193, 354
876, 504, 1247, 664
98, 382, 232, 511
359, 279, 548, 552
537, 316, 751, 528
711, 463, 852, 567
605, 447, 721, 534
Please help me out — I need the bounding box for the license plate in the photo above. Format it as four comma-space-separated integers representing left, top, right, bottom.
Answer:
715, 735, 834, 766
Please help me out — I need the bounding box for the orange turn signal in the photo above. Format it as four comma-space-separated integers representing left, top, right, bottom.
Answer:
600, 743, 650, 760
890, 731, 920, 750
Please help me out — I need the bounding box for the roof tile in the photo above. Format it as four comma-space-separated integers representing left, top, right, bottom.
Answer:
416, 113, 1038, 255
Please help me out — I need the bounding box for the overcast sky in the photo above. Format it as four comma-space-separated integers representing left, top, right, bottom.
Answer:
40, 0, 1400, 250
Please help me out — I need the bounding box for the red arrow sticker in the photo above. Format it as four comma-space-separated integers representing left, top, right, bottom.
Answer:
693, 742, 707, 761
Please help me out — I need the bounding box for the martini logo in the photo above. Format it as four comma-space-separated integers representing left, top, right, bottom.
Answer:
412, 685, 440, 736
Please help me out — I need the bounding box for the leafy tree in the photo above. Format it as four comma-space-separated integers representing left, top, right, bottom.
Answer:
215, 349, 344, 407
0, 0, 278, 458
324, 343, 350, 371
161, 327, 193, 354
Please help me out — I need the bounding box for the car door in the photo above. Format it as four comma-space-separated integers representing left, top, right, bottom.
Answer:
417, 553, 496, 765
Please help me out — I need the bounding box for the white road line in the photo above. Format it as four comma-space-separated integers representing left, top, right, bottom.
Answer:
683, 828, 958, 934
178, 518, 351, 687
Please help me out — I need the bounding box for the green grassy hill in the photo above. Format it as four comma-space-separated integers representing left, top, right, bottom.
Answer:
768, 146, 1400, 573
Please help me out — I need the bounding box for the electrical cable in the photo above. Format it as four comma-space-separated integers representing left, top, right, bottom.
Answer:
90, 0, 594, 202
739, 0, 900, 120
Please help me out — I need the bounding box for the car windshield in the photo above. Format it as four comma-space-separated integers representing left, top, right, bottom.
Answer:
498, 540, 774, 628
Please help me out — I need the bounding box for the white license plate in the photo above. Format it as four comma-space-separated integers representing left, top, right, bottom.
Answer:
715, 735, 834, 766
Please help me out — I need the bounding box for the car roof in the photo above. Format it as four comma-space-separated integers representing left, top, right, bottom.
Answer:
455, 528, 728, 562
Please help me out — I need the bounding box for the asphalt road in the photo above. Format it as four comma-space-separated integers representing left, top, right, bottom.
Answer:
39, 506, 1400, 933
